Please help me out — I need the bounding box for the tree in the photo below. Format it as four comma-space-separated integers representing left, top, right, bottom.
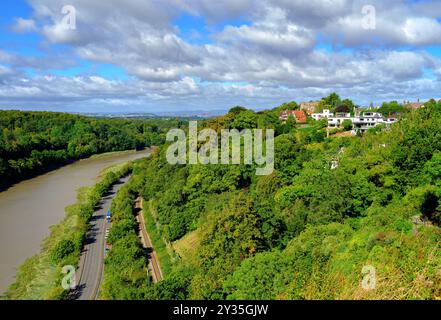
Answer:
90, 100, 441, 300
50, 239, 76, 263
335, 105, 350, 114
230, 110, 257, 130
108, 218, 138, 244
228, 106, 248, 115
286, 114, 296, 127
224, 251, 287, 299
279, 101, 299, 110
192, 192, 262, 299
342, 119, 353, 131
0, 110, 171, 190
424, 151, 441, 186
379, 101, 405, 116
322, 92, 341, 111
317, 118, 328, 129
338, 98, 355, 113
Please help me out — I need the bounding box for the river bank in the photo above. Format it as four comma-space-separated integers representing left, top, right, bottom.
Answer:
3, 161, 133, 299
0, 148, 151, 294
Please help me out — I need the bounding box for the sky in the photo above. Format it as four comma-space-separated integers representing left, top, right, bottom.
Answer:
1, 0, 441, 113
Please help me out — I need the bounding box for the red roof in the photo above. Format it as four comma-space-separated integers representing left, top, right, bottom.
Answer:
293, 110, 307, 123
279, 109, 307, 123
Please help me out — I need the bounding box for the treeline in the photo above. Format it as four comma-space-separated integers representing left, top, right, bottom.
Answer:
0, 110, 181, 190
141, 105, 327, 242
280, 92, 426, 117
110, 98, 441, 300
5, 162, 132, 299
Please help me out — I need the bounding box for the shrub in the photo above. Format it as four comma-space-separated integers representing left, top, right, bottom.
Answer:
50, 239, 76, 263
342, 119, 353, 131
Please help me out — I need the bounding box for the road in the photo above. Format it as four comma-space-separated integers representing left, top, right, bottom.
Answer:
135, 197, 163, 283
73, 175, 130, 300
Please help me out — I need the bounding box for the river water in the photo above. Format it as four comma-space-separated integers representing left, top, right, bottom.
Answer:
0, 149, 151, 293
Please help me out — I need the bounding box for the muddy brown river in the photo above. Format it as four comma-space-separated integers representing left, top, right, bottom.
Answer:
0, 149, 151, 293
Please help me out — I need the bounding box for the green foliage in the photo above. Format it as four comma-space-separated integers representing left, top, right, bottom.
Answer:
107, 218, 138, 245
143, 268, 193, 299
228, 106, 248, 114
49, 239, 76, 263
190, 192, 263, 299
378, 101, 406, 116
53, 99, 441, 300
143, 200, 174, 276
224, 223, 354, 300
318, 92, 341, 112
341, 98, 355, 113
276, 101, 299, 111
424, 151, 441, 186
223, 250, 287, 299
390, 103, 441, 188
342, 119, 353, 131
229, 110, 258, 130
317, 93, 355, 114
220, 102, 441, 300
6, 162, 132, 300
101, 182, 151, 299
0, 110, 174, 190
286, 114, 296, 127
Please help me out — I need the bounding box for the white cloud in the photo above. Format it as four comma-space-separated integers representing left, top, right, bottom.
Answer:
218, 22, 315, 56
11, 18, 38, 33
1, 0, 441, 111
401, 17, 441, 45
174, 0, 254, 22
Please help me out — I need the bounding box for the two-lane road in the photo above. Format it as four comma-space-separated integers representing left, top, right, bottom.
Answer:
74, 175, 130, 300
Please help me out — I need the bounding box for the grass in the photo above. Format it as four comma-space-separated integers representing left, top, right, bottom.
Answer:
95, 149, 151, 179
142, 199, 175, 277
89, 149, 138, 160
99, 161, 132, 178
172, 229, 201, 264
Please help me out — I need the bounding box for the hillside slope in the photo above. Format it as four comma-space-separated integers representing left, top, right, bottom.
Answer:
104, 102, 440, 300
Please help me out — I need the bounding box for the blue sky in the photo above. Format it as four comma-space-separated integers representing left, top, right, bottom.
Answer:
1, 0, 441, 113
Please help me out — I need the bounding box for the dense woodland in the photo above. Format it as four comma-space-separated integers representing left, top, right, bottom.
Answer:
0, 110, 181, 190
2, 98, 440, 300
102, 99, 440, 300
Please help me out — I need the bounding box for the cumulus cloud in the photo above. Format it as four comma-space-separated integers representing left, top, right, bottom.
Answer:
401, 17, 441, 46
11, 18, 38, 33
271, 0, 352, 28
317, 0, 441, 47
217, 22, 315, 56
174, 0, 255, 23
1, 0, 441, 111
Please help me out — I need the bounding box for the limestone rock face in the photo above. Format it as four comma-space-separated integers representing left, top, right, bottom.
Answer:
300, 101, 320, 114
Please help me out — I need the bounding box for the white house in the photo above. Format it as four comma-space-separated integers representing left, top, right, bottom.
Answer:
327, 111, 397, 134
311, 109, 334, 121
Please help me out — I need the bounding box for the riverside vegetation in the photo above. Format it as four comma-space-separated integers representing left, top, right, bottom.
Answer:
4, 162, 132, 299
0, 110, 181, 190
0, 110, 180, 299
